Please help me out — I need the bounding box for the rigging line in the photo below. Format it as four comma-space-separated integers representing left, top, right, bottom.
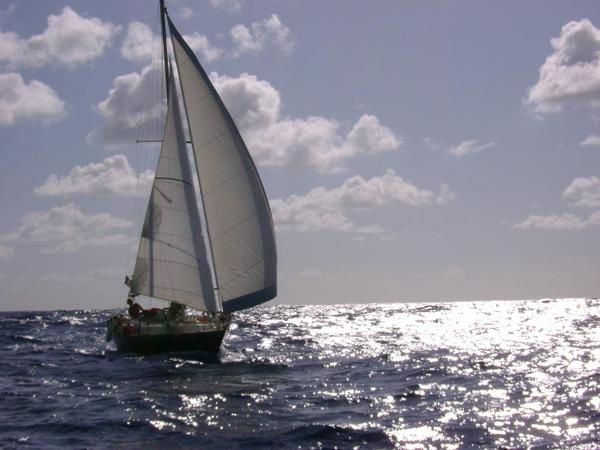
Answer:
131, 4, 162, 283
152, 184, 173, 203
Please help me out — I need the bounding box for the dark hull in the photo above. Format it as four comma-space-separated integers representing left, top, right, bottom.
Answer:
113, 328, 227, 354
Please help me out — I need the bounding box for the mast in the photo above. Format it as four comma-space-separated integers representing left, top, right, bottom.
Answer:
159, 0, 170, 98
154, 0, 167, 301
143, 1, 170, 300
147, 1, 170, 299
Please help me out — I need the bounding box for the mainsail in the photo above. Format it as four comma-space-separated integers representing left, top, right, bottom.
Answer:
131, 72, 218, 312
169, 18, 277, 313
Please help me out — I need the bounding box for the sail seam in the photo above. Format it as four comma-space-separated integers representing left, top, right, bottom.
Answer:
155, 176, 194, 187
140, 253, 202, 268
186, 92, 213, 111
212, 211, 258, 241
195, 129, 228, 151
144, 232, 200, 244
144, 237, 197, 247
147, 202, 195, 212
204, 168, 246, 196
139, 256, 208, 272
218, 258, 265, 290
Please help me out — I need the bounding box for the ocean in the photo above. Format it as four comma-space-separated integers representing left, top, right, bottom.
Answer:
0, 298, 598, 449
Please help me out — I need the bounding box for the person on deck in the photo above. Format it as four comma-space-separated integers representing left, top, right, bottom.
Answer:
168, 302, 186, 320
127, 297, 144, 319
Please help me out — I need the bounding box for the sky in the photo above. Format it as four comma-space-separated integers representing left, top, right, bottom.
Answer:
0, 0, 599, 311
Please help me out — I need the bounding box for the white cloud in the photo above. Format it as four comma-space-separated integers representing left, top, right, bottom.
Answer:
184, 33, 225, 62
91, 69, 402, 169
212, 73, 402, 172
35, 155, 153, 197
512, 211, 600, 231
120, 14, 292, 65
588, 211, 600, 225
121, 22, 223, 63
0, 73, 65, 125
0, 203, 132, 254
580, 134, 600, 147
346, 115, 402, 155
525, 19, 600, 113
436, 183, 456, 205
563, 176, 600, 208
447, 139, 495, 157
178, 7, 194, 20
0, 243, 14, 259
230, 14, 294, 56
512, 213, 586, 231
87, 61, 165, 148
0, 6, 120, 69
270, 169, 453, 233
423, 137, 443, 152
209, 0, 243, 14
514, 175, 600, 231
121, 21, 155, 63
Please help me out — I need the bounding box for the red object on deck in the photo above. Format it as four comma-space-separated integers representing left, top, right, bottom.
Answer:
122, 323, 138, 336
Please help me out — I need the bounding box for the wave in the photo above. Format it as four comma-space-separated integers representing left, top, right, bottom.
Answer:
0, 299, 598, 449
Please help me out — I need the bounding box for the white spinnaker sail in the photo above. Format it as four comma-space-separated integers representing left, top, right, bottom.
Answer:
131, 74, 218, 312
169, 18, 277, 313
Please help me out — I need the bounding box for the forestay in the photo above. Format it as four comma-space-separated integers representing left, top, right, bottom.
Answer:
169, 18, 277, 313
131, 74, 218, 312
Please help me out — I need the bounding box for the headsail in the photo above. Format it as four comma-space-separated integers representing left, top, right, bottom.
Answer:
169, 18, 277, 313
131, 71, 218, 312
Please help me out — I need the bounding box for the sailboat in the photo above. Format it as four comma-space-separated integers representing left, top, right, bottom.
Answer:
106, 1, 277, 354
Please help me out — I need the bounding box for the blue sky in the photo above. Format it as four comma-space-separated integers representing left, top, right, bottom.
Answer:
0, 0, 599, 311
